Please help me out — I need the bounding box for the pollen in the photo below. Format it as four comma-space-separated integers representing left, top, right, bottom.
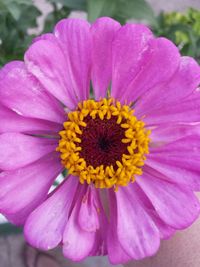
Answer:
57, 98, 150, 190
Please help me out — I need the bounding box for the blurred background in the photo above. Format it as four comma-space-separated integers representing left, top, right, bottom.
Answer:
0, 0, 200, 266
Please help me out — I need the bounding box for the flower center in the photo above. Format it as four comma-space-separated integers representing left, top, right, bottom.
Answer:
57, 98, 150, 190
78, 115, 128, 168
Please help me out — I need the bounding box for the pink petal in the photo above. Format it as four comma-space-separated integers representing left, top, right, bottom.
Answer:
0, 103, 62, 134
54, 18, 92, 101
79, 186, 108, 257
150, 123, 200, 144
114, 185, 160, 260
137, 170, 200, 229
143, 91, 200, 125
131, 183, 175, 240
150, 134, 200, 155
146, 158, 200, 191
0, 61, 65, 123
111, 23, 153, 99
119, 37, 180, 104
63, 185, 95, 261
135, 56, 200, 117
91, 17, 121, 99
78, 186, 100, 232
0, 152, 62, 224
151, 212, 176, 240
24, 176, 78, 250
146, 134, 200, 190
0, 133, 57, 171
107, 190, 132, 264
0, 133, 57, 170
24, 38, 77, 109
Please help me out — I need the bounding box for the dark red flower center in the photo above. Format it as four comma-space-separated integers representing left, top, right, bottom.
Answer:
77, 116, 127, 168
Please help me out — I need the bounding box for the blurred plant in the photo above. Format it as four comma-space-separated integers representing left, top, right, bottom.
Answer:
0, 0, 41, 66
49, 0, 156, 25
153, 8, 200, 62
1, 0, 200, 67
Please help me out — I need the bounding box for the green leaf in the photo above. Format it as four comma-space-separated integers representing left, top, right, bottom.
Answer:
0, 3, 41, 66
49, 0, 86, 10
5, 2, 21, 20
117, 0, 156, 26
87, 0, 116, 22
0, 0, 33, 20
86, 0, 157, 25
0, 223, 22, 236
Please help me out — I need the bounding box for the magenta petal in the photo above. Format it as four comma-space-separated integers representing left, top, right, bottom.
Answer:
24, 176, 78, 250
54, 18, 91, 101
143, 90, 200, 126
0, 152, 62, 224
91, 17, 120, 99
63, 185, 95, 261
0, 103, 62, 134
147, 135, 200, 189
131, 183, 175, 240
135, 56, 200, 117
146, 158, 200, 191
107, 190, 132, 264
114, 186, 160, 260
119, 37, 180, 103
137, 171, 200, 229
0, 133, 57, 171
151, 212, 176, 240
24, 38, 77, 109
150, 123, 200, 144
88, 199, 108, 257
0, 61, 65, 123
136, 57, 200, 116
111, 23, 153, 99
78, 186, 100, 232
78, 186, 108, 257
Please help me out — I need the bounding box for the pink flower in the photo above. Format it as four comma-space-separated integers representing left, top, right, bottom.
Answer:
0, 17, 200, 264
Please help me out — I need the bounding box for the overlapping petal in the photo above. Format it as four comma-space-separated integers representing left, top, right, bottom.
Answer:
24, 176, 78, 250
135, 56, 200, 117
146, 135, 200, 190
109, 186, 160, 261
111, 23, 153, 99
54, 18, 92, 102
0, 133, 57, 170
143, 91, 200, 125
0, 61, 65, 123
0, 103, 62, 134
63, 186, 96, 261
91, 17, 120, 99
128, 183, 176, 240
0, 152, 62, 225
107, 190, 132, 264
137, 170, 200, 229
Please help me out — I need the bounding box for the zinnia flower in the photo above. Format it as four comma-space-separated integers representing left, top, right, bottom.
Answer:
0, 17, 200, 264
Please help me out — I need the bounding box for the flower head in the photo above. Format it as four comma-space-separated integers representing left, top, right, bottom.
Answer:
0, 17, 200, 264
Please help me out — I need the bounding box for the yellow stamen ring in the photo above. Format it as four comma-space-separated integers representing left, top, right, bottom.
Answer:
57, 98, 150, 190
